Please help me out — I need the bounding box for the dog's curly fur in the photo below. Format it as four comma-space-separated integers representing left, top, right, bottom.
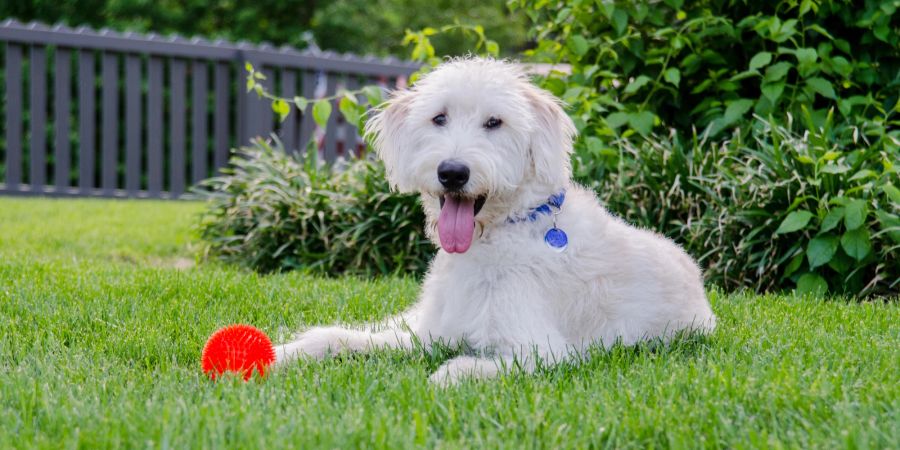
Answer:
275, 58, 715, 385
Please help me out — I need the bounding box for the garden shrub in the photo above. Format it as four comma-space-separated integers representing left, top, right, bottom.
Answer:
196, 139, 432, 276
598, 114, 898, 296
514, 0, 899, 142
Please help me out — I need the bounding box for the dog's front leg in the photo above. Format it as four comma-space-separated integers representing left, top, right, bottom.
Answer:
275, 324, 413, 363
429, 344, 570, 386
428, 355, 508, 386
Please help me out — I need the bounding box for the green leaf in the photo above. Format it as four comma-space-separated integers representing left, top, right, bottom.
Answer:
293, 96, 309, 112
806, 77, 836, 99
361, 86, 383, 107
339, 95, 360, 127
584, 136, 604, 156
806, 235, 838, 269
807, 24, 834, 40
849, 169, 876, 181
843, 199, 867, 230
729, 69, 761, 82
776, 210, 814, 234
272, 99, 290, 123
820, 207, 844, 233
882, 183, 900, 204
841, 228, 871, 260
829, 56, 852, 77
724, 99, 754, 124
821, 151, 841, 161
606, 112, 629, 129
624, 75, 653, 94
664, 67, 681, 87
764, 62, 792, 82
612, 9, 629, 36
875, 210, 900, 244
749, 52, 772, 70
627, 111, 655, 136
485, 40, 500, 57
796, 273, 828, 296
761, 82, 786, 103
795, 47, 817, 67
820, 164, 850, 174
567, 36, 589, 57
312, 99, 332, 129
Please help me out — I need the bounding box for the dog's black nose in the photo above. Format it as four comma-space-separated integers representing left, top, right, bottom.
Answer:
437, 160, 470, 191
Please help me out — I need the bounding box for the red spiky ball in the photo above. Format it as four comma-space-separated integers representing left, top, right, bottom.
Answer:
201, 324, 276, 381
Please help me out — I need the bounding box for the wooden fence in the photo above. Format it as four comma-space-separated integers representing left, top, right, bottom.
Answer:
0, 19, 419, 198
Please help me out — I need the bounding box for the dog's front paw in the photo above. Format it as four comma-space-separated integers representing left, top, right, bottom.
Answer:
429, 356, 500, 386
275, 327, 358, 364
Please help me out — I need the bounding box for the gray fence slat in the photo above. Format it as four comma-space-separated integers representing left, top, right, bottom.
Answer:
259, 67, 275, 139
280, 70, 297, 153
125, 54, 141, 193
298, 70, 317, 153
238, 58, 260, 146
147, 57, 163, 196
191, 60, 208, 183
213, 62, 230, 171
101, 52, 118, 193
77, 50, 95, 192
4, 43, 23, 187
29, 46, 47, 189
54, 48, 72, 189
170, 59, 187, 196
322, 74, 339, 161
345, 75, 362, 158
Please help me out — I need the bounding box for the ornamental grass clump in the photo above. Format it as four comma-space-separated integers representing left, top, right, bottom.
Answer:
196, 139, 431, 276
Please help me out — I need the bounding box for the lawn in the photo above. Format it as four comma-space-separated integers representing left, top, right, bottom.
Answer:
0, 197, 898, 449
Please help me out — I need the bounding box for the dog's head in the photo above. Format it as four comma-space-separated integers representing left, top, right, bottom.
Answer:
366, 58, 576, 253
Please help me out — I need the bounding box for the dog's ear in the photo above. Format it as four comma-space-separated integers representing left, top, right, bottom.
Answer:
522, 84, 576, 188
365, 89, 415, 192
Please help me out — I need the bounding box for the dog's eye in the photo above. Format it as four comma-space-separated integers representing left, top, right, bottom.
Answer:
432, 114, 447, 127
484, 117, 502, 130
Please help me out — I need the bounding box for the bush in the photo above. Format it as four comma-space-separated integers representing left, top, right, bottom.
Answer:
196, 139, 432, 276
514, 0, 898, 143
598, 114, 899, 297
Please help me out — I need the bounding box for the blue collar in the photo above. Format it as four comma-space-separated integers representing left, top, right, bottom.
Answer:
506, 190, 566, 224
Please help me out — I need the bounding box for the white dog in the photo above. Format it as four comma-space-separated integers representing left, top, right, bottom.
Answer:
275, 58, 715, 385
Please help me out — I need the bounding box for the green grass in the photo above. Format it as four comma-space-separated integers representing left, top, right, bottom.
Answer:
1, 197, 898, 449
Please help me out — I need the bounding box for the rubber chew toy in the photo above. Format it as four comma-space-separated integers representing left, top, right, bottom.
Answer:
201, 324, 276, 381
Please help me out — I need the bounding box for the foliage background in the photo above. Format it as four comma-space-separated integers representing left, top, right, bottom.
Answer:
6, 0, 897, 296
510, 0, 899, 296
0, 0, 527, 56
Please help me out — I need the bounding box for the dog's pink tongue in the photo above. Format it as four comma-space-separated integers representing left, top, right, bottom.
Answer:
438, 196, 475, 253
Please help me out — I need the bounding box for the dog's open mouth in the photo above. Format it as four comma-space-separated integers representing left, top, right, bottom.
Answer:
437, 194, 486, 254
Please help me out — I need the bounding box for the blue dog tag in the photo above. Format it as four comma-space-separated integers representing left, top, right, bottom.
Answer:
544, 227, 568, 252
